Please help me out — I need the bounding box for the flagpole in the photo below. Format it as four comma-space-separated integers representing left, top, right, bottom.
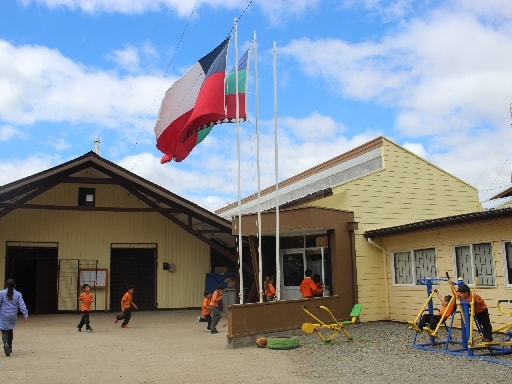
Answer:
273, 41, 280, 300
253, 31, 263, 303
234, 18, 244, 305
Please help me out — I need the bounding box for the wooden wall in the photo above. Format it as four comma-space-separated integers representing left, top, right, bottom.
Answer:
0, 182, 210, 310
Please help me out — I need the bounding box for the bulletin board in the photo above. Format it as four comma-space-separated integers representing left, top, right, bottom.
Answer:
79, 269, 108, 288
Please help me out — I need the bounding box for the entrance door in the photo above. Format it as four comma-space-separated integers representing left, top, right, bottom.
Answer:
280, 250, 305, 300
110, 247, 156, 311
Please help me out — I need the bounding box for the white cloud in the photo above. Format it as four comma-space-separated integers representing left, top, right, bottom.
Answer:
0, 40, 165, 128
0, 154, 60, 185
0, 125, 28, 141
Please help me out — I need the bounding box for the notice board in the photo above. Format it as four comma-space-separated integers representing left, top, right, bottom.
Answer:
79, 269, 108, 288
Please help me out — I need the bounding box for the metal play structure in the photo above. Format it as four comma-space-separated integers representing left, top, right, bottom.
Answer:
301, 304, 362, 343
409, 275, 512, 365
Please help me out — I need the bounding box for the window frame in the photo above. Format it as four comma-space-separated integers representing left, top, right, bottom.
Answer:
502, 241, 512, 288
391, 247, 438, 286
453, 242, 495, 287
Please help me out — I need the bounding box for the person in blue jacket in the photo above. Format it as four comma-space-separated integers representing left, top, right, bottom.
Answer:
0, 279, 29, 356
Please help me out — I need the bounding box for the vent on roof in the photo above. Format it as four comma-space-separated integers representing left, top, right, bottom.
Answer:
93, 138, 101, 155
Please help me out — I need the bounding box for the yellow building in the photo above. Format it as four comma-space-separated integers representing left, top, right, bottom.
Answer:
218, 136, 482, 322
365, 208, 512, 331
0, 151, 235, 313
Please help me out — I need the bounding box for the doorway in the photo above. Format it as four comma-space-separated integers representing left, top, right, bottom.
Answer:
5, 245, 58, 314
110, 246, 157, 311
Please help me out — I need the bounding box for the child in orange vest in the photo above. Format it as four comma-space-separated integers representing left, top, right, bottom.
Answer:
77, 284, 94, 332
209, 285, 224, 334
418, 289, 455, 331
300, 269, 323, 298
457, 284, 493, 341
202, 291, 212, 331
115, 285, 137, 328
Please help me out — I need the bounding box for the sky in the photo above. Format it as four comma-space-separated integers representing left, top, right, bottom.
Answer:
2, 0, 512, 212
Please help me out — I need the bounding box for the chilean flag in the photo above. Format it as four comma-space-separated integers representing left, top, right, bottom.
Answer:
154, 38, 230, 163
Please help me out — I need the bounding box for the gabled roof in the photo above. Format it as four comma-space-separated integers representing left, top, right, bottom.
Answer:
364, 207, 512, 238
0, 152, 235, 251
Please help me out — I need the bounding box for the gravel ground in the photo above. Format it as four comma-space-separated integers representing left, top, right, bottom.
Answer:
284, 321, 512, 383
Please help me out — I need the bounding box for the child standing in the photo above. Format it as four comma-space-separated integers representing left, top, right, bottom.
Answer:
209, 284, 224, 334
300, 269, 323, 298
201, 291, 212, 331
457, 284, 493, 341
264, 276, 276, 302
0, 279, 28, 357
114, 285, 137, 328
77, 283, 94, 332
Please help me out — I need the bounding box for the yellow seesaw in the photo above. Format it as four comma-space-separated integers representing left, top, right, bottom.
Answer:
301, 304, 362, 343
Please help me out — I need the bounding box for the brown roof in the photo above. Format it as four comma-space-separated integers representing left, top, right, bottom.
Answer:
364, 207, 512, 238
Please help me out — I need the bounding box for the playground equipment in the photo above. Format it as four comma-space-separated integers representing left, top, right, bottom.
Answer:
409, 275, 512, 365
301, 304, 362, 343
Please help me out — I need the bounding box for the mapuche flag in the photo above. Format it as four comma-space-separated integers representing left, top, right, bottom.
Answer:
154, 38, 230, 164
225, 47, 250, 123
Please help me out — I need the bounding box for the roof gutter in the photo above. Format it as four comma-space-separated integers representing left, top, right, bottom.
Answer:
367, 237, 390, 320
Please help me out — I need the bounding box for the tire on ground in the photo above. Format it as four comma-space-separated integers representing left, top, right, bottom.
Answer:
266, 335, 300, 350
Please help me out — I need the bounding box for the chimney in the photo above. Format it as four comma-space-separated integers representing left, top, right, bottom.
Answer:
93, 138, 101, 155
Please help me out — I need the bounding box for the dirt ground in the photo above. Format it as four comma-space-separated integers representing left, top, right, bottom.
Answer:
2, 310, 309, 384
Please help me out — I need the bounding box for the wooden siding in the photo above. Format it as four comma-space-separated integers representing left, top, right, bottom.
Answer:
0, 183, 210, 310
373, 216, 512, 331
303, 138, 482, 321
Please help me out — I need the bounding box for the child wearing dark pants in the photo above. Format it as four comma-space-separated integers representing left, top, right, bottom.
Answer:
115, 285, 137, 328
418, 290, 455, 331
77, 283, 94, 332
202, 291, 212, 331
457, 284, 493, 341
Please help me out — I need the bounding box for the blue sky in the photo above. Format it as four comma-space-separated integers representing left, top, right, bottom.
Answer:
1, 0, 512, 211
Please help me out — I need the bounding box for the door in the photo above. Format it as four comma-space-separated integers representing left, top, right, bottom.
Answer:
110, 247, 157, 311
280, 250, 305, 300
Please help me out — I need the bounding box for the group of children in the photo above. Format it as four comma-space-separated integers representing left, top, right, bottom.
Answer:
299, 269, 324, 298
199, 285, 224, 334
76, 284, 138, 333
414, 283, 493, 342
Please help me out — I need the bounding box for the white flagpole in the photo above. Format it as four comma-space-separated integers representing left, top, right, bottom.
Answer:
273, 41, 280, 300
234, 18, 244, 304
254, 31, 263, 303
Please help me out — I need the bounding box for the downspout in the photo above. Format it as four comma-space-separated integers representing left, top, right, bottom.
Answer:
367, 237, 390, 319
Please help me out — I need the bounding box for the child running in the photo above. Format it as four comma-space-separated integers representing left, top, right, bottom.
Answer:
77, 283, 94, 332
0, 279, 28, 356
115, 285, 137, 328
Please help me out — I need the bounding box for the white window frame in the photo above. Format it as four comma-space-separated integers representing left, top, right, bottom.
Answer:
392, 248, 437, 286
453, 242, 495, 287
502, 241, 512, 288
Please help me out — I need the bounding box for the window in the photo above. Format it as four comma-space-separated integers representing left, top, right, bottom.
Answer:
503, 241, 512, 286
393, 248, 437, 285
454, 243, 495, 286
78, 187, 95, 207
